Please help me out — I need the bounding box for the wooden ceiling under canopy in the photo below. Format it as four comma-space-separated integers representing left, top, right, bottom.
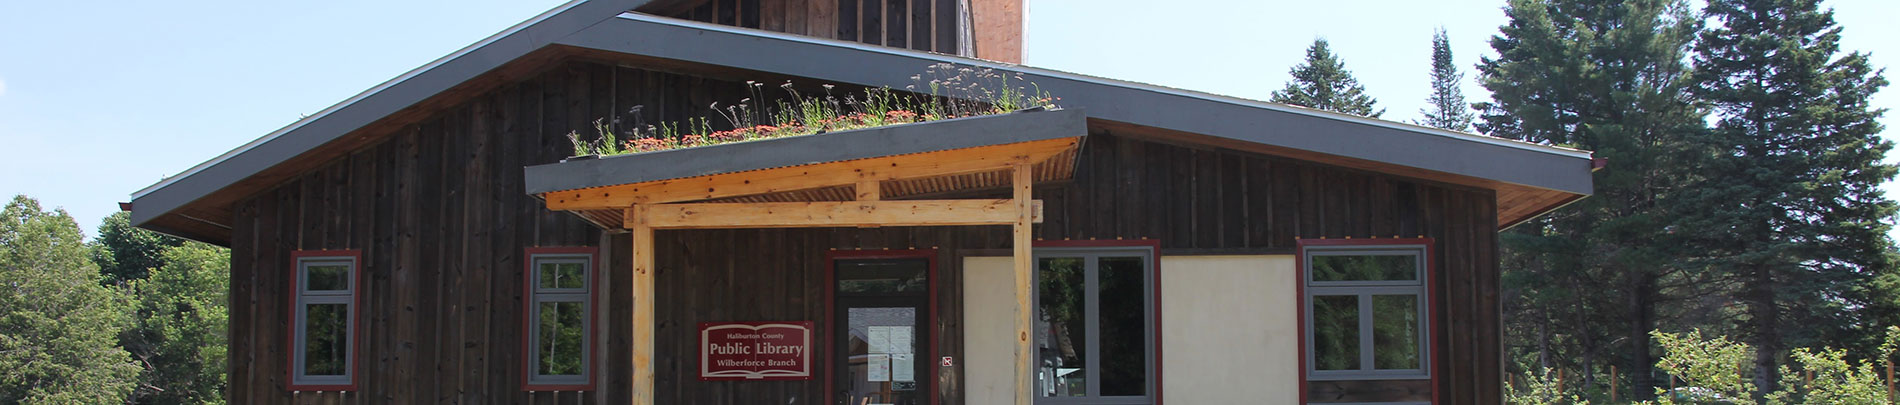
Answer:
541, 137, 1077, 229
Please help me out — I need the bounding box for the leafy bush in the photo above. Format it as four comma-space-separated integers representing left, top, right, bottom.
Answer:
1645, 327, 1900, 404
1509, 366, 1592, 404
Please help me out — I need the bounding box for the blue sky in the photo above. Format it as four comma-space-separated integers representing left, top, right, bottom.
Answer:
2, 0, 1896, 238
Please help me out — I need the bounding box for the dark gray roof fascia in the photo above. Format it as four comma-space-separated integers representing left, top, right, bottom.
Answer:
524, 108, 1086, 194
126, 0, 650, 226
561, 14, 1594, 195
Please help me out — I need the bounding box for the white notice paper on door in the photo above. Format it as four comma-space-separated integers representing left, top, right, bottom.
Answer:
889, 326, 912, 354
866, 354, 892, 382
868, 326, 892, 354
891, 353, 914, 382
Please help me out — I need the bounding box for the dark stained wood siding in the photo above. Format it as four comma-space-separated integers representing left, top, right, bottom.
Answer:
225, 58, 1503, 404
657, 0, 963, 54
227, 60, 758, 404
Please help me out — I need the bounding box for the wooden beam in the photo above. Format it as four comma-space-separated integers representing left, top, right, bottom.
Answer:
545, 138, 1077, 210
628, 205, 656, 405
631, 200, 1043, 229
1010, 163, 1034, 405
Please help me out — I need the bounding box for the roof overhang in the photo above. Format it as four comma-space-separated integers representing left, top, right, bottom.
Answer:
125, 0, 654, 244
526, 108, 1086, 228
130, 1, 1592, 244
555, 13, 1594, 227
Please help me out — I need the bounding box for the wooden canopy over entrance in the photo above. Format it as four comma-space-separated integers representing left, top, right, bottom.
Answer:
528, 109, 1087, 405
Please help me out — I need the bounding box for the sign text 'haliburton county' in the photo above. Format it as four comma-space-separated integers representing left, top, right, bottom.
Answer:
699, 321, 814, 380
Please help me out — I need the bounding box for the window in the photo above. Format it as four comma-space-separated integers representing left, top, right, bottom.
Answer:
1300, 240, 1432, 381
1034, 244, 1157, 404
289, 250, 361, 390
522, 247, 598, 390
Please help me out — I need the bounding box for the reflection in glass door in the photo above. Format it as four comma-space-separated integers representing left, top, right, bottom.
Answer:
833, 257, 931, 405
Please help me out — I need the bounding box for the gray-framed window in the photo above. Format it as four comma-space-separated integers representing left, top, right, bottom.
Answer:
290, 251, 359, 390
1032, 245, 1156, 404
524, 248, 596, 390
1302, 243, 1432, 381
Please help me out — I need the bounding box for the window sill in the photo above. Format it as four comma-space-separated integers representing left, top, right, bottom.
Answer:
1306, 372, 1431, 381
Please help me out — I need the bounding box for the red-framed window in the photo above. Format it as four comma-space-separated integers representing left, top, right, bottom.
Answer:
521, 247, 601, 391
287, 249, 363, 391
1296, 238, 1437, 404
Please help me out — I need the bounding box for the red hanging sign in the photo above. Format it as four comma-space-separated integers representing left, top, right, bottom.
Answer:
699, 321, 815, 380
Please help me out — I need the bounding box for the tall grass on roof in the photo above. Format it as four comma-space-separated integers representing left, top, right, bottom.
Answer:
567, 63, 1059, 157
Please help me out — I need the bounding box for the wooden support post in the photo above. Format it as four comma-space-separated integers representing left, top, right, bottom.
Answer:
856, 179, 881, 201
1010, 163, 1034, 405
629, 205, 656, 405
856, 179, 881, 229
1610, 365, 1617, 402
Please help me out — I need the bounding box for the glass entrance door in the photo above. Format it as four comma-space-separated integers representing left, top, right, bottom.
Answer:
832, 257, 931, 405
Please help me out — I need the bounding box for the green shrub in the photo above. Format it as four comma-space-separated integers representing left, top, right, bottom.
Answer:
1644, 327, 1900, 405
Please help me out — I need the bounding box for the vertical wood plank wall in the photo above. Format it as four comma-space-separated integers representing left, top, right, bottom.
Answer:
227, 61, 757, 404
656, 0, 963, 55
225, 59, 1503, 404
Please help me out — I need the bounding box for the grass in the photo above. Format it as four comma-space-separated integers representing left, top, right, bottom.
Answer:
568, 63, 1059, 157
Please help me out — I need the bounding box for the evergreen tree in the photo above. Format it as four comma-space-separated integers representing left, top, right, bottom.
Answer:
1418, 28, 1475, 131
125, 243, 230, 404
0, 195, 140, 404
91, 211, 183, 284
1271, 38, 1385, 118
1680, 0, 1895, 394
1476, 0, 1706, 399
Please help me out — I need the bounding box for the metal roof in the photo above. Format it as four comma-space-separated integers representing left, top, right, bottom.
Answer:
129, 0, 1593, 240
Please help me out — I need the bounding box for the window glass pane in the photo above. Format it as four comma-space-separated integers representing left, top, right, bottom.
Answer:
537, 301, 586, 376
1373, 294, 1422, 370
1098, 256, 1147, 396
1311, 254, 1417, 282
835, 258, 928, 294
303, 303, 349, 376
1311, 295, 1360, 371
306, 264, 351, 291
1037, 257, 1087, 397
539, 261, 586, 289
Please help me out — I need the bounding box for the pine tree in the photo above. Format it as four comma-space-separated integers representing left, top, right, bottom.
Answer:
1679, 0, 1895, 394
1271, 38, 1385, 118
1476, 0, 1706, 399
1418, 28, 1475, 131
